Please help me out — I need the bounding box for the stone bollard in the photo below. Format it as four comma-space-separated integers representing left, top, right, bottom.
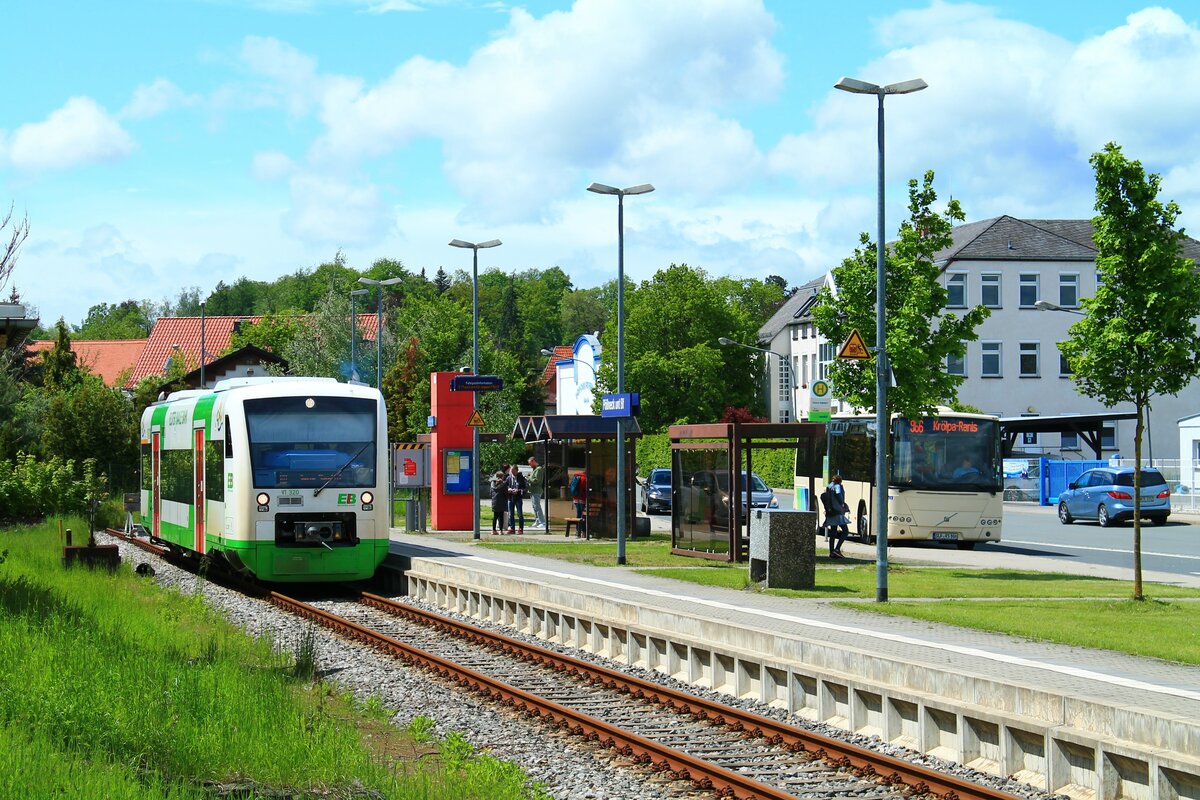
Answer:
748, 509, 815, 589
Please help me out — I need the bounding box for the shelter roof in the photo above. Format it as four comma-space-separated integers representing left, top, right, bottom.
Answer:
512, 414, 641, 442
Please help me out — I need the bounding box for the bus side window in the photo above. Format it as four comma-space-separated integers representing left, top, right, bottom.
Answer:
225, 416, 233, 458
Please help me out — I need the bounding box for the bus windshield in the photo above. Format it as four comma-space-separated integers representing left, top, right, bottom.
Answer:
245, 395, 377, 489
891, 416, 1001, 492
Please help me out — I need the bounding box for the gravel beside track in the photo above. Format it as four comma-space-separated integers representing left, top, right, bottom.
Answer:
101, 533, 1067, 800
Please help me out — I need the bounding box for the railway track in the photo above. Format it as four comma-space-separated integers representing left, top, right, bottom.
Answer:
106, 529, 1022, 800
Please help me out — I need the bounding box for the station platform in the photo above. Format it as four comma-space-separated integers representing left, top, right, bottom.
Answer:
385, 529, 1200, 800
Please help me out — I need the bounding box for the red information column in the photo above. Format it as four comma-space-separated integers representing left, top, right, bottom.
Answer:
429, 371, 476, 531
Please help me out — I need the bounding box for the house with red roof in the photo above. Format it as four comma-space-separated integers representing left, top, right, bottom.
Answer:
27, 339, 149, 388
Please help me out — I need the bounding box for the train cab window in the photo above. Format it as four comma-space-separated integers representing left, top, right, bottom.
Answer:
225, 416, 233, 459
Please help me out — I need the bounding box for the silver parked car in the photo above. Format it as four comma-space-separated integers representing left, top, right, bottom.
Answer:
1057, 467, 1171, 527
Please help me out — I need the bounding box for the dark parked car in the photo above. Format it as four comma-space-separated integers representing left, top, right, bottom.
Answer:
1058, 467, 1171, 527
641, 468, 672, 514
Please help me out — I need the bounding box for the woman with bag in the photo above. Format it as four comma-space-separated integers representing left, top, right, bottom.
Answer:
824, 474, 850, 558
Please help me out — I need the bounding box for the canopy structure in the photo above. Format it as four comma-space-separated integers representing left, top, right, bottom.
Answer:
997, 412, 1136, 459
512, 414, 641, 442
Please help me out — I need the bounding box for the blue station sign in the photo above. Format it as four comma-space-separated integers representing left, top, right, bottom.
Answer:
601, 392, 639, 418
449, 374, 504, 392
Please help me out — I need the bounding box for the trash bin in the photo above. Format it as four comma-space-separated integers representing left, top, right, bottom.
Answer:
748, 509, 815, 589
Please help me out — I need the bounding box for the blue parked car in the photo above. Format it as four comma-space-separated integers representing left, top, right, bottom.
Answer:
640, 468, 672, 514
1058, 467, 1171, 527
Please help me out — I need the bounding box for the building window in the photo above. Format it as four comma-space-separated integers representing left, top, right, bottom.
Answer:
780, 409, 790, 423
778, 359, 791, 404
1019, 273, 1039, 308
981, 342, 1002, 377
1019, 341, 1040, 377
801, 354, 809, 387
946, 272, 967, 308
1062, 432, 1079, 451
1059, 273, 1079, 307
981, 273, 1001, 308
791, 327, 799, 341
818, 342, 834, 380
946, 352, 965, 376
1059, 350, 1072, 377
1102, 424, 1116, 449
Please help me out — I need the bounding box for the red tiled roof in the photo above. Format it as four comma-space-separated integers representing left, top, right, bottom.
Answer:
540, 344, 574, 406
28, 339, 148, 387
127, 315, 379, 388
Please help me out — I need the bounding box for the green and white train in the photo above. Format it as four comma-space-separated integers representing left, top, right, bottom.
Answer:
140, 377, 390, 582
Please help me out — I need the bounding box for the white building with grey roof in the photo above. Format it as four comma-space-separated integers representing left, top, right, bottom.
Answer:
757, 215, 1200, 463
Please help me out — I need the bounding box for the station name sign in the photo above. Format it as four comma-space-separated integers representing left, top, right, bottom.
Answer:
601, 392, 640, 418
449, 374, 504, 392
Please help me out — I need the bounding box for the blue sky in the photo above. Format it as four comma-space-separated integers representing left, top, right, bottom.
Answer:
3, 1, 1198, 327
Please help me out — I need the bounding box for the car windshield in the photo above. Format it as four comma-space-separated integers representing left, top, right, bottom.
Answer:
714, 472, 770, 493
890, 416, 1002, 491
245, 395, 377, 489
649, 470, 671, 486
1114, 470, 1166, 487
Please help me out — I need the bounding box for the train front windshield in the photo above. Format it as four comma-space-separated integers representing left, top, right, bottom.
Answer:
890, 417, 1001, 492
245, 396, 378, 489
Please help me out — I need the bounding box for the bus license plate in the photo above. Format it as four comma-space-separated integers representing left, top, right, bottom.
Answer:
932, 531, 959, 541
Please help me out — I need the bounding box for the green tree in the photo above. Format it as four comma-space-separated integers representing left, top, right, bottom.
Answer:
40, 320, 84, 392
206, 277, 270, 315
559, 287, 609, 343
228, 312, 304, 356
810, 171, 989, 418
602, 264, 766, 431
76, 300, 153, 340
1059, 143, 1200, 600
41, 374, 139, 492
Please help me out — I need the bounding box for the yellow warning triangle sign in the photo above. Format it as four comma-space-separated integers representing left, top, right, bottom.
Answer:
838, 329, 871, 360
465, 409, 486, 428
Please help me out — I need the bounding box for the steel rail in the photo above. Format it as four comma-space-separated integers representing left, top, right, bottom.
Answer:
269, 590, 799, 800
361, 592, 1022, 800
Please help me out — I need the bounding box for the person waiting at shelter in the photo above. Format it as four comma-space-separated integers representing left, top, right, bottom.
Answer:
490, 469, 509, 534
506, 464, 527, 534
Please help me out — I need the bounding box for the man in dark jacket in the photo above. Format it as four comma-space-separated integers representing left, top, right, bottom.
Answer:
506, 464, 527, 534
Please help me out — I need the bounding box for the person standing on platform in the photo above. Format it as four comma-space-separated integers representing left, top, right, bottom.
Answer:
507, 463, 527, 534
489, 469, 508, 534
570, 470, 587, 534
528, 457, 546, 529
822, 475, 850, 558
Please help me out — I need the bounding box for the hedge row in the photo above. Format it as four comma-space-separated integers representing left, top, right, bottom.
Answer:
635, 434, 796, 490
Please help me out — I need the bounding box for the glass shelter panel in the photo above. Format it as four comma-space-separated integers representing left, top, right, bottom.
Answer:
672, 448, 730, 555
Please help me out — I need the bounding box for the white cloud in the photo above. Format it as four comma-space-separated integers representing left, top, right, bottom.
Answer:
281, 173, 395, 245
252, 150, 296, 181
4, 97, 135, 172
121, 79, 200, 119
240, 0, 782, 223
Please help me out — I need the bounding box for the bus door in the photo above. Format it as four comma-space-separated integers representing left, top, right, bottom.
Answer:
194, 428, 206, 553
152, 432, 161, 539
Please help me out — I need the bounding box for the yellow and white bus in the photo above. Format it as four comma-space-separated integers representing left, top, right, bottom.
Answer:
796, 409, 1003, 549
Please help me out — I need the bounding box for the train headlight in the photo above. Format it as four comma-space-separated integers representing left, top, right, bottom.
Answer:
256, 492, 270, 510
360, 491, 374, 506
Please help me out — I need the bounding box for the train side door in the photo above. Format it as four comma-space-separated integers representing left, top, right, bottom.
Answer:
152, 432, 161, 539
194, 428, 206, 553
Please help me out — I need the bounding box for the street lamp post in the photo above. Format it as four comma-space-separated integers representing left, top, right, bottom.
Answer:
357, 277, 405, 389
350, 288, 369, 383
450, 238, 502, 541
717, 337, 799, 422
588, 182, 653, 566
835, 75, 927, 603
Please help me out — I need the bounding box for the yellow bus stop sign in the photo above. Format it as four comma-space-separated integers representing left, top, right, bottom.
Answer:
838, 329, 871, 360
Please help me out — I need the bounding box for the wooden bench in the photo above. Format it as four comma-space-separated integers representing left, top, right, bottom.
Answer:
564, 517, 585, 538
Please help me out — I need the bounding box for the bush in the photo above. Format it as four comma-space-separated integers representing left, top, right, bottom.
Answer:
92, 499, 127, 532
635, 433, 797, 490
0, 453, 83, 521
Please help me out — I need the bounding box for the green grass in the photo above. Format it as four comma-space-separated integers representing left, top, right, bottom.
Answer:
479, 533, 1200, 664
852, 598, 1200, 664
0, 520, 549, 800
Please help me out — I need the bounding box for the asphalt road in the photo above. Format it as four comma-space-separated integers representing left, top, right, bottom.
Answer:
637, 484, 1200, 587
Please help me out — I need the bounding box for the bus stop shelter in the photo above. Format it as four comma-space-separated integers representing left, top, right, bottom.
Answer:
668, 421, 825, 562
512, 415, 641, 539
